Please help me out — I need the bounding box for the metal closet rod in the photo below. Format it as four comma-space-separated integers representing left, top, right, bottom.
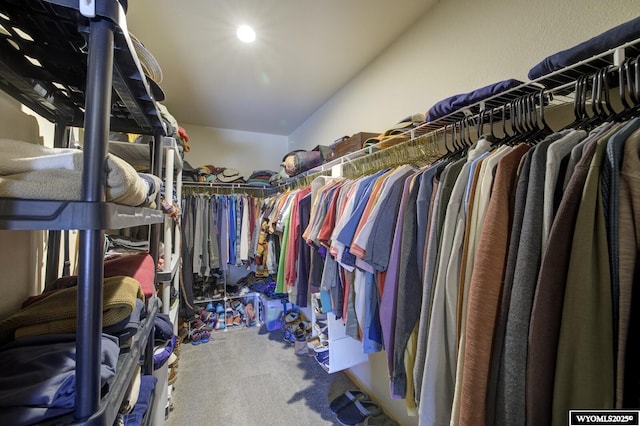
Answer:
182, 182, 277, 197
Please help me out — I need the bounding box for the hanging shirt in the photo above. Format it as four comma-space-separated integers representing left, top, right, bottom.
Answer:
552, 126, 616, 426
419, 138, 491, 426
456, 144, 530, 426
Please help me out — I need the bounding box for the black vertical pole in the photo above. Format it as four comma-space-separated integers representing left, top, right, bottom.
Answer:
75, 17, 113, 420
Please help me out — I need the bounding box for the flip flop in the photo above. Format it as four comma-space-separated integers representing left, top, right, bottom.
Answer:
336, 400, 381, 426
329, 390, 369, 414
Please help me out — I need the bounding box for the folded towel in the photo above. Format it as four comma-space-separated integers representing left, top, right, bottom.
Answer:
0, 139, 151, 207
0, 139, 83, 174
528, 16, 640, 81
105, 154, 149, 206
0, 276, 143, 343
39, 252, 155, 300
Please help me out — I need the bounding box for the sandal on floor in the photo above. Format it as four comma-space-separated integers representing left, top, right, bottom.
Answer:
336, 400, 381, 426
329, 390, 369, 414
190, 330, 202, 345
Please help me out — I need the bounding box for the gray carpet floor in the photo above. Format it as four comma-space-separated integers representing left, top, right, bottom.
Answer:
165, 324, 356, 426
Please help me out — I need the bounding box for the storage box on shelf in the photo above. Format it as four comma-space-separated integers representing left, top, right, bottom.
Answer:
326, 132, 378, 161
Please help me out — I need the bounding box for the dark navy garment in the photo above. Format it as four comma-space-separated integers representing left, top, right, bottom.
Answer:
528, 16, 640, 81
426, 79, 523, 122
122, 375, 158, 426
296, 193, 312, 307
0, 334, 119, 426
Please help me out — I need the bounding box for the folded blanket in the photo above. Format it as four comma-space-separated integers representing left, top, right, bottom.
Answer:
138, 172, 162, 208
103, 298, 145, 348
426, 79, 523, 122
0, 139, 151, 207
42, 252, 156, 299
0, 276, 143, 343
529, 16, 640, 81
0, 139, 83, 174
0, 333, 119, 426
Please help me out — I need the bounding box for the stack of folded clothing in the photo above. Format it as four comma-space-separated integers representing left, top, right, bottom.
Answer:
246, 170, 277, 186
269, 168, 289, 184
0, 275, 144, 345
0, 333, 120, 425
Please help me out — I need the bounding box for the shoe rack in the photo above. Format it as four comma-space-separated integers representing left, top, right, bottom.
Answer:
192, 269, 260, 333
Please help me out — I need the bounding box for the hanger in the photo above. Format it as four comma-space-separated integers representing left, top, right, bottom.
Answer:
503, 98, 528, 145
619, 57, 633, 112
578, 67, 612, 130
525, 89, 554, 142
564, 74, 589, 130
501, 103, 512, 140
477, 110, 485, 140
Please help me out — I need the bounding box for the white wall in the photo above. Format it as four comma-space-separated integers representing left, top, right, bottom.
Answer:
181, 123, 288, 179
289, 0, 639, 152
0, 92, 54, 319
283, 1, 638, 424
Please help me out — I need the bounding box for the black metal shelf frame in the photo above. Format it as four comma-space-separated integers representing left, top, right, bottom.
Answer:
0, 0, 168, 424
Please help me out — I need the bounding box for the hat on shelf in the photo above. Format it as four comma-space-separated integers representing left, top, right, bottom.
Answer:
217, 168, 243, 183
198, 165, 225, 176
383, 112, 426, 135
363, 133, 410, 150
129, 32, 165, 101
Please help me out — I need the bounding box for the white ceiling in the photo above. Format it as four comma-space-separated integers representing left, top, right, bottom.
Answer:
126, 0, 437, 136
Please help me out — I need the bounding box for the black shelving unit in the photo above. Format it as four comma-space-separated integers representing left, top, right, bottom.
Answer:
0, 0, 166, 424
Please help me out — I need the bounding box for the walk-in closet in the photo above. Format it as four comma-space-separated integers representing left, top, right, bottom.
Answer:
0, 1, 639, 425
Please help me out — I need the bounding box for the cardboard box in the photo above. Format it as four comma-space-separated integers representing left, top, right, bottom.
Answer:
327, 132, 378, 161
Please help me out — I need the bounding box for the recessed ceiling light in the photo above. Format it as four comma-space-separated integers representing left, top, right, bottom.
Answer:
237, 24, 256, 43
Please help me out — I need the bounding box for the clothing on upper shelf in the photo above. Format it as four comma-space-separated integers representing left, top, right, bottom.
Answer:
528, 16, 640, 81
425, 79, 523, 122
